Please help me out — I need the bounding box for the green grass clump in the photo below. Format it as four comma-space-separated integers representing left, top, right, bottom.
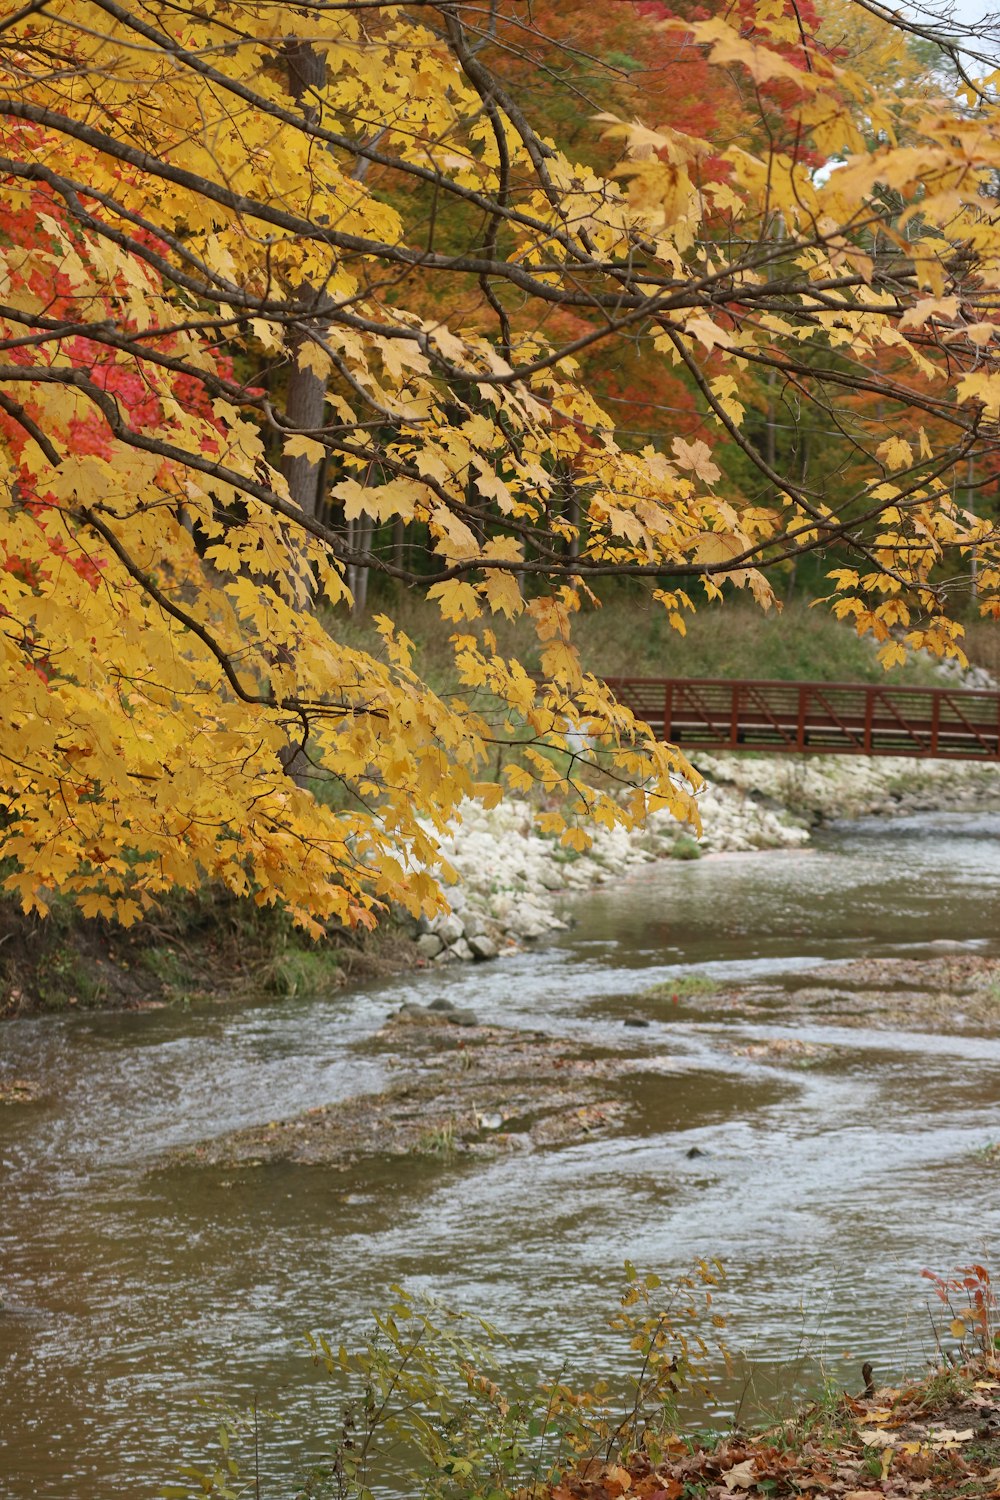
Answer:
670, 834, 703, 860
415, 1120, 458, 1156
35, 946, 107, 1009
265, 949, 342, 999
644, 973, 718, 1000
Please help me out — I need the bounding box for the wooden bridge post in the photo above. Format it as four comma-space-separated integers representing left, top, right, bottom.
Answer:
931, 691, 941, 756
729, 682, 741, 748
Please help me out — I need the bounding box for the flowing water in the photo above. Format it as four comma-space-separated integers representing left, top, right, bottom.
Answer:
3, 809, 1000, 1497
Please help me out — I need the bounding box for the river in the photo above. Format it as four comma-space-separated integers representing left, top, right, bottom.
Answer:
3, 809, 1000, 1497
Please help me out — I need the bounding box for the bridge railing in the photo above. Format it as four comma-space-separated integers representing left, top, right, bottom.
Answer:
601, 677, 1000, 760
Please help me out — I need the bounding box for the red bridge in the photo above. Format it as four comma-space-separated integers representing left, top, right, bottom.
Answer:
603, 677, 1000, 761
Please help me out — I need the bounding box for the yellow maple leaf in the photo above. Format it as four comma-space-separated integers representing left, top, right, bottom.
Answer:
876, 437, 913, 471
427, 580, 481, 621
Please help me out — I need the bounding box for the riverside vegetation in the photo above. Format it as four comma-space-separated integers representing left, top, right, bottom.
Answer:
10, 2, 1000, 1491
166, 1263, 1000, 1500
4, 601, 1000, 1019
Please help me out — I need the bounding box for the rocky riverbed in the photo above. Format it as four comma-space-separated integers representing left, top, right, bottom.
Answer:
163, 947, 1000, 1173
690, 952, 1000, 1033
165, 1001, 669, 1170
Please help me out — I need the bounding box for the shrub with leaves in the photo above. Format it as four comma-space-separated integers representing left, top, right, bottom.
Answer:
163, 1265, 729, 1500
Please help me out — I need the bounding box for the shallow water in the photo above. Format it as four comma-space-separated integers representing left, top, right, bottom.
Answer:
3, 809, 1000, 1497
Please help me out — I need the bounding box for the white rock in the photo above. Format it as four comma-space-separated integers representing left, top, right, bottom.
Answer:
430, 911, 465, 946
393, 751, 1000, 959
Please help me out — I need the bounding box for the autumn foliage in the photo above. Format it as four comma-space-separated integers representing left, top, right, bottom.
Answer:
2, 1, 1000, 925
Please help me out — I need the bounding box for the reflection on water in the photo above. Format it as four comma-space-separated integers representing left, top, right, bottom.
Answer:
3, 810, 1000, 1496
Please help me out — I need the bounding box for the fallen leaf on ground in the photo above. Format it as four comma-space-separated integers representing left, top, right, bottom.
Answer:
721, 1459, 756, 1490
926, 1427, 974, 1445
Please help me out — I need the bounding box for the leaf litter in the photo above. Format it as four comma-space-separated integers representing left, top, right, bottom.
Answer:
528, 1356, 1000, 1500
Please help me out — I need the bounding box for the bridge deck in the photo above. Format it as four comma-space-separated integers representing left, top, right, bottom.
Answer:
602, 677, 1000, 761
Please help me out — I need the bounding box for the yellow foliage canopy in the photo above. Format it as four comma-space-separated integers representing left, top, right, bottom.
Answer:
1, 1, 999, 925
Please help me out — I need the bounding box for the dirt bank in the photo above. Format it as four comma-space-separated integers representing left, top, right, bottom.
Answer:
0, 890, 424, 1019
543, 1353, 1000, 1500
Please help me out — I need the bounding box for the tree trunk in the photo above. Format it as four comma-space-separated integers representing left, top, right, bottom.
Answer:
282, 331, 327, 519
347, 515, 374, 615
278, 40, 329, 787
280, 42, 329, 522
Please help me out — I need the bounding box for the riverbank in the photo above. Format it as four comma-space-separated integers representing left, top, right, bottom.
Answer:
0, 884, 405, 1019
170, 1314, 1000, 1500
4, 749, 1000, 1016
405, 751, 1000, 965
532, 1351, 1000, 1500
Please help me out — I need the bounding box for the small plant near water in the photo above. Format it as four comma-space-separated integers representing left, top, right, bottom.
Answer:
643, 975, 718, 1003
542, 1259, 730, 1470
922, 1262, 999, 1358
264, 948, 342, 1000
161, 1398, 276, 1500
416, 1120, 459, 1157
162, 1263, 730, 1499
163, 1262, 1000, 1500
35, 943, 107, 1009
669, 836, 702, 862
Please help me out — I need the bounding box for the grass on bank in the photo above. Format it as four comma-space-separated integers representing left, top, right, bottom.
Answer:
644, 974, 720, 1001
332, 587, 952, 693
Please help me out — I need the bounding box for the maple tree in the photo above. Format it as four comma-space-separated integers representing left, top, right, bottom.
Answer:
4, 0, 1000, 928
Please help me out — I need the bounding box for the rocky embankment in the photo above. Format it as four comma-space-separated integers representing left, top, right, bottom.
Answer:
404, 752, 1000, 967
